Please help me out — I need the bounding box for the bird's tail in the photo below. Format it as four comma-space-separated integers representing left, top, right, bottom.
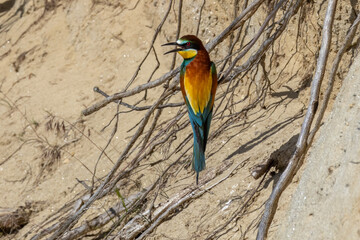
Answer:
192, 127, 206, 185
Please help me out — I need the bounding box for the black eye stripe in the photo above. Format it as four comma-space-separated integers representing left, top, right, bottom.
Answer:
181, 41, 199, 49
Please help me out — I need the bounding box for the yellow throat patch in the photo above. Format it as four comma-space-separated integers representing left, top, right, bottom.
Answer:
178, 49, 197, 59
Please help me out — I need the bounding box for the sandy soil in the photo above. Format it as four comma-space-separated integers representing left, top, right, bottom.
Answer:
0, 0, 358, 239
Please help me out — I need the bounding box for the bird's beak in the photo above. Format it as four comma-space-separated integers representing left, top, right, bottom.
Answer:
162, 42, 182, 55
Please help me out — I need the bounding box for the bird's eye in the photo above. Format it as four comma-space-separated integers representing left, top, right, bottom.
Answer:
186, 42, 191, 47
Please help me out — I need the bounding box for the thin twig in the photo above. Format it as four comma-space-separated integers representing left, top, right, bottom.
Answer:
170, 0, 182, 70
123, 0, 173, 91
91, 102, 121, 190
196, 0, 206, 36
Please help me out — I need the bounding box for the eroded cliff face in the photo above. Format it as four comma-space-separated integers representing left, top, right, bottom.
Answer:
0, 0, 358, 239
276, 53, 360, 240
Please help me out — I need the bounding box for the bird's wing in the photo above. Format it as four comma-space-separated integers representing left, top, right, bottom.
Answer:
180, 61, 217, 151
210, 62, 218, 109
202, 62, 217, 150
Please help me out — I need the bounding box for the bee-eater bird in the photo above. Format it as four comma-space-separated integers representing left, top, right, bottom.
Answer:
162, 35, 217, 184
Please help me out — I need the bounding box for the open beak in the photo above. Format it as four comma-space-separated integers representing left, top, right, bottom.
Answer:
162, 42, 182, 55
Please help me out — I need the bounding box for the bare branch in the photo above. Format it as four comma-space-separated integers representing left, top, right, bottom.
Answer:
81, 68, 179, 116
170, 0, 182, 70
195, 0, 206, 36
123, 0, 173, 91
